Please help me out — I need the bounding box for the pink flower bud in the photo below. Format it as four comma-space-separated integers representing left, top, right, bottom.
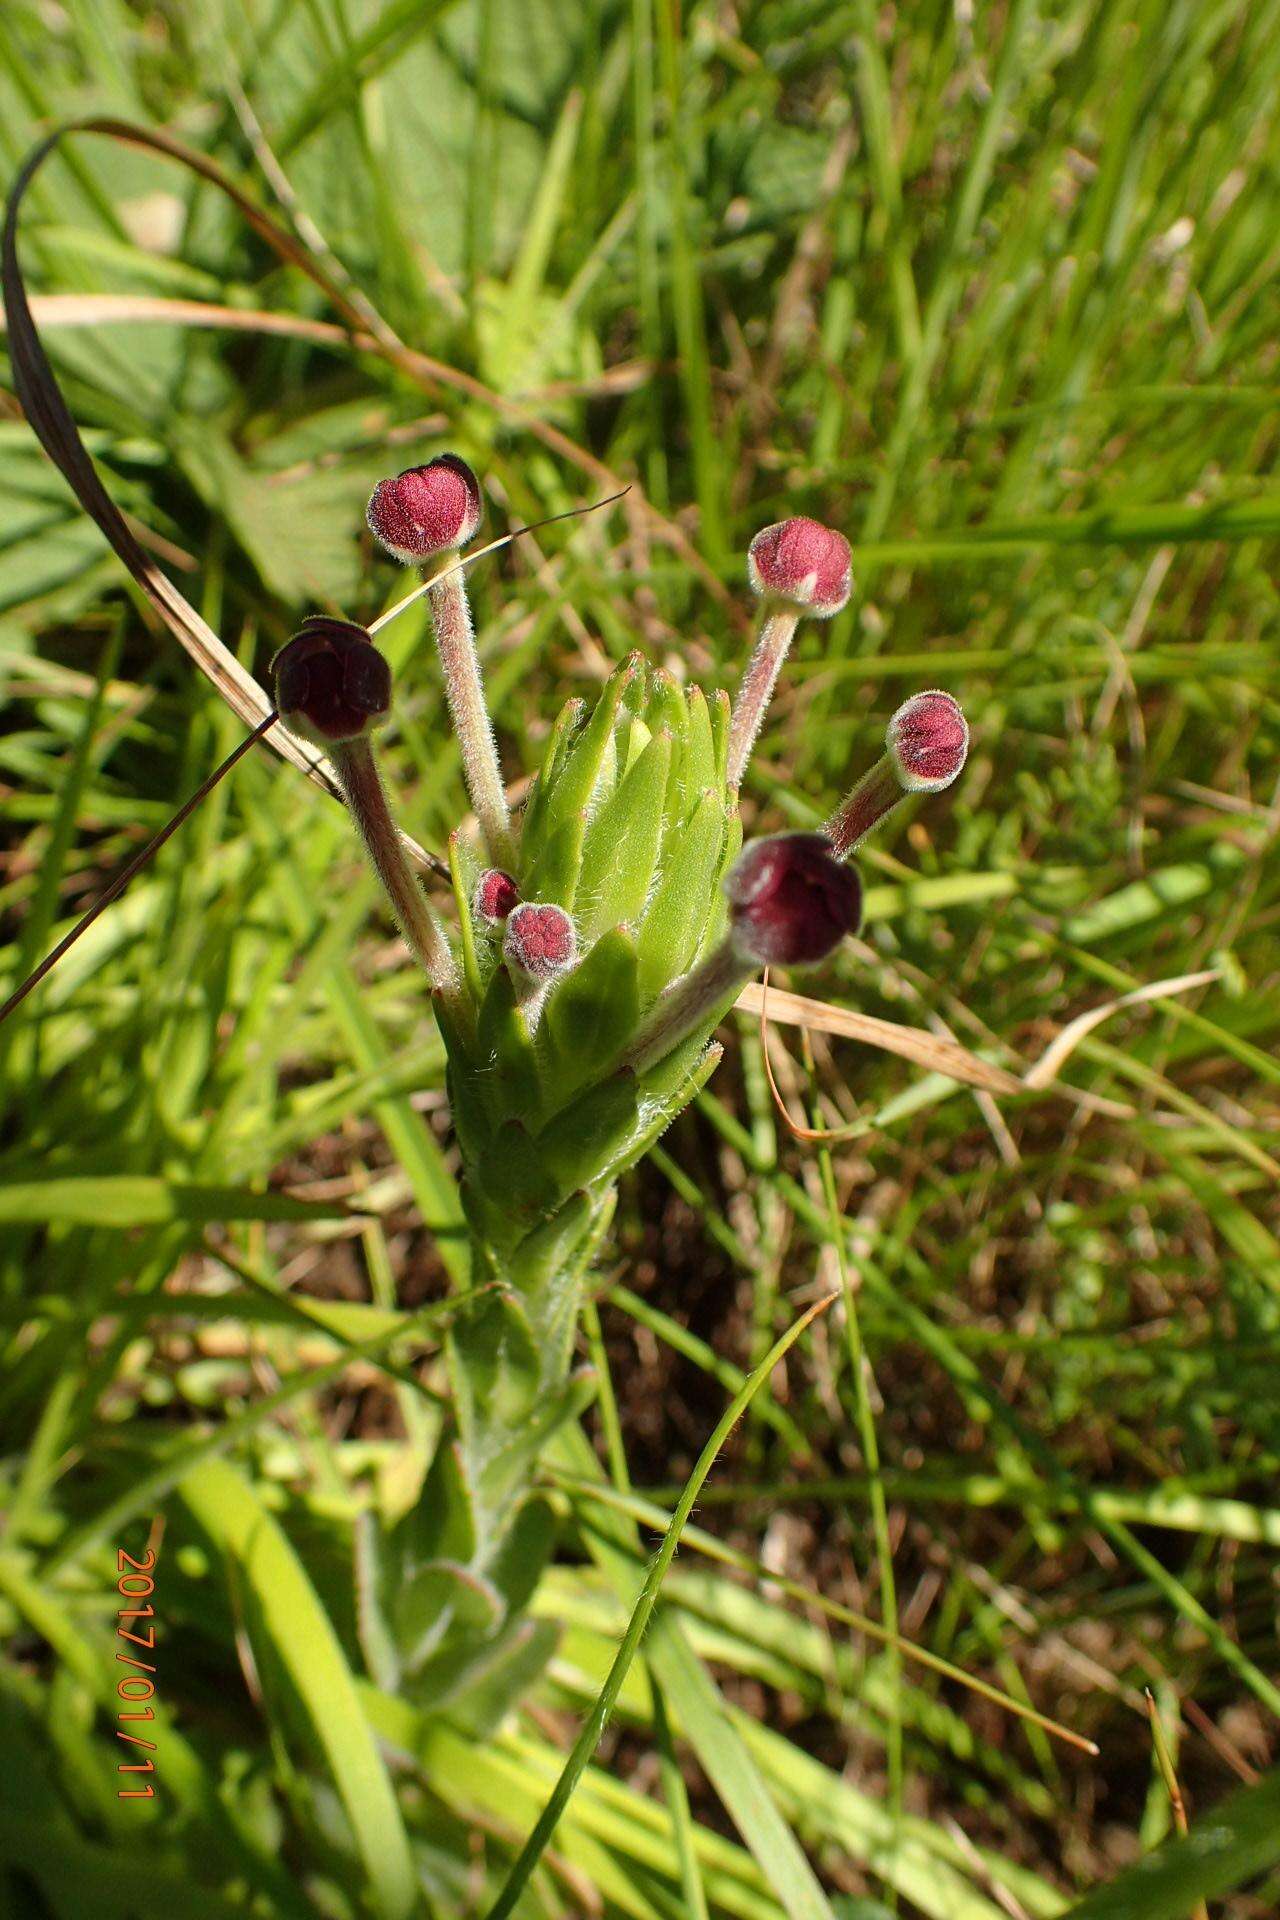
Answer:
747, 517, 852, 617
473, 868, 519, 926
271, 617, 391, 747
366, 453, 484, 563
887, 690, 969, 792
727, 833, 861, 968
504, 901, 578, 983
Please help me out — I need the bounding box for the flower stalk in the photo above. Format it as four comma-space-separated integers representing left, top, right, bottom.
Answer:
727, 516, 853, 789
330, 738, 455, 993
827, 690, 970, 856
427, 566, 514, 868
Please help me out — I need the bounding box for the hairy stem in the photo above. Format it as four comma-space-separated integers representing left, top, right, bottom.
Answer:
331, 738, 455, 992
622, 940, 747, 1075
826, 753, 900, 855
726, 604, 799, 789
428, 570, 514, 867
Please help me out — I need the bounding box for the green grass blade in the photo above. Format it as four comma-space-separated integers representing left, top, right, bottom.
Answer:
483, 1291, 835, 1920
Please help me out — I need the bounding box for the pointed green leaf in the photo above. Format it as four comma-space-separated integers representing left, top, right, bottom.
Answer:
709, 687, 731, 787
576, 731, 672, 943
522, 806, 587, 910
535, 1072, 642, 1191
542, 929, 641, 1099
476, 966, 541, 1122
520, 694, 586, 859
393, 1561, 504, 1670
685, 685, 717, 801
529, 654, 641, 864
637, 791, 727, 1002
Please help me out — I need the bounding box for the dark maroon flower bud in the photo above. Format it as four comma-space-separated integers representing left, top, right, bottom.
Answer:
473, 868, 519, 927
366, 454, 484, 563
887, 690, 969, 792
747, 517, 852, 618
271, 617, 391, 747
504, 901, 578, 983
727, 832, 860, 968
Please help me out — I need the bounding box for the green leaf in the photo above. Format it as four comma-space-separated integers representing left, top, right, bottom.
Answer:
475, 966, 541, 1122
0, 1178, 355, 1227
521, 806, 587, 910
542, 929, 642, 1100
482, 1293, 836, 1920
636, 790, 728, 1002
523, 655, 640, 871
178, 1460, 421, 1920
393, 1560, 504, 1670
1056, 1770, 1280, 1919
576, 730, 673, 943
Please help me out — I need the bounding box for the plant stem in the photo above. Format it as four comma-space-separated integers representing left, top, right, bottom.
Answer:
826, 753, 900, 855
726, 604, 799, 789
622, 940, 747, 1074
331, 738, 454, 992
427, 569, 514, 867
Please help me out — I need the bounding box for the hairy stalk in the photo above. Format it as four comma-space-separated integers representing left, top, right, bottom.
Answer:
726, 604, 799, 788
331, 738, 455, 993
623, 941, 747, 1074
826, 754, 900, 854
427, 571, 514, 867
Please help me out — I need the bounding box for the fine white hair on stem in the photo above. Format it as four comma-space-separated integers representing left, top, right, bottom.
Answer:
725, 606, 800, 790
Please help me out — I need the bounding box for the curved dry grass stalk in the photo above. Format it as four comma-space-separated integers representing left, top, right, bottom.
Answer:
2, 120, 451, 874
745, 962, 1221, 1144
2, 117, 729, 896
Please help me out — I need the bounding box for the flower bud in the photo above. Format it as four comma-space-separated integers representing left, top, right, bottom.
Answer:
504, 901, 578, 983
473, 868, 519, 927
747, 517, 852, 618
886, 690, 969, 793
271, 617, 391, 747
366, 453, 484, 563
727, 832, 860, 967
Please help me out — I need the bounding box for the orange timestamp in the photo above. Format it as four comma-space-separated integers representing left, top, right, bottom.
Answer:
115, 1543, 159, 1798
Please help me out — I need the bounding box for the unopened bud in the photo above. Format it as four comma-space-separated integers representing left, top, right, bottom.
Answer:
747, 517, 852, 618
366, 453, 484, 563
271, 617, 391, 747
887, 690, 968, 792
727, 832, 860, 968
473, 868, 519, 927
504, 901, 578, 983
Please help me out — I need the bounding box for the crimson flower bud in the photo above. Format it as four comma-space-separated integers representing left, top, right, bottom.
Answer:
473, 868, 519, 927
366, 453, 484, 563
271, 617, 391, 747
747, 517, 852, 618
727, 833, 861, 967
887, 690, 969, 792
504, 901, 578, 983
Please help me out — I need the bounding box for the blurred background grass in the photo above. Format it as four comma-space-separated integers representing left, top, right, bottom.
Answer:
1, 0, 1279, 1915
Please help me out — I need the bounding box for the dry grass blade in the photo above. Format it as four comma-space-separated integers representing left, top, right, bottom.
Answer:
1022, 968, 1221, 1088
737, 978, 1025, 1096
3, 125, 446, 877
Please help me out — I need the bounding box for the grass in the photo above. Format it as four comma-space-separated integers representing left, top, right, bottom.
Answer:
2, 0, 1279, 1916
